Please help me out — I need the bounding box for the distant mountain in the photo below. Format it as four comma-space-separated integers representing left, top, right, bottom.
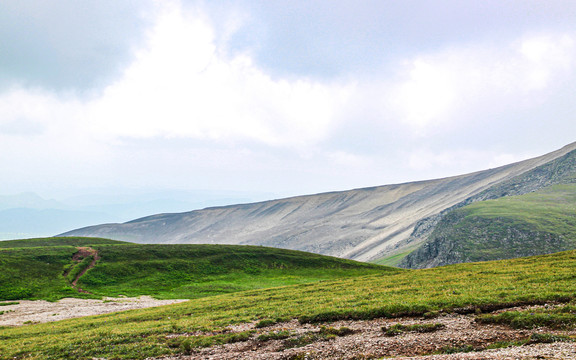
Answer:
0, 190, 266, 240
60, 142, 576, 264
0, 208, 119, 240
0, 192, 62, 211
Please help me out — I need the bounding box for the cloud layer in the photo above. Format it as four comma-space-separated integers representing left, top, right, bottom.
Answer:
1, 0, 575, 199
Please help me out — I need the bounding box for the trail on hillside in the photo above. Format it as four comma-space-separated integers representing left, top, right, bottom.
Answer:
69, 247, 100, 293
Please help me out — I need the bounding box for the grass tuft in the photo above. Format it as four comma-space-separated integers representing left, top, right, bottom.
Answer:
382, 322, 445, 336
476, 305, 576, 330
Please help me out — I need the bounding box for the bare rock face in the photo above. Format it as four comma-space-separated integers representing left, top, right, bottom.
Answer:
399, 211, 571, 269
60, 142, 576, 263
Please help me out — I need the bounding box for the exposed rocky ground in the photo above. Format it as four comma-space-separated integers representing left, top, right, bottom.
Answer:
400, 147, 576, 269
0, 297, 187, 326
158, 305, 576, 360
2, 301, 574, 358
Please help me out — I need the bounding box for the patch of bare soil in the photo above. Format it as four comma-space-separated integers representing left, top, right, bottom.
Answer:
0, 296, 188, 326
160, 306, 576, 360
69, 247, 101, 292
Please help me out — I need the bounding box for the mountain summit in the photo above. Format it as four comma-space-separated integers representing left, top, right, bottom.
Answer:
61, 142, 576, 266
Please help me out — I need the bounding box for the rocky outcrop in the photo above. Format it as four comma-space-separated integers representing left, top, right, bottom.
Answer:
399, 148, 576, 269
400, 211, 572, 269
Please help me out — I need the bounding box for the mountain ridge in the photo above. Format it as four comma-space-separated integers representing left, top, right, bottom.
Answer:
60, 141, 576, 262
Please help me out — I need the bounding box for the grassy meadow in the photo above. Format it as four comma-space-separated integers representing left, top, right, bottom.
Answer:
0, 237, 388, 301
462, 184, 576, 238
1, 248, 576, 359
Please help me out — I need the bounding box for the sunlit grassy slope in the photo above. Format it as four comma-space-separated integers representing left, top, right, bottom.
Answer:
2, 249, 576, 359
0, 237, 389, 301
447, 184, 576, 262
462, 184, 576, 237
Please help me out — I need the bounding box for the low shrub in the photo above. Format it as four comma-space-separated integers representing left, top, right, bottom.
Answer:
255, 319, 277, 328
528, 333, 573, 344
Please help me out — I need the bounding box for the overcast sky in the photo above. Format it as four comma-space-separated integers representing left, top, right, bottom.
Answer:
1, 0, 576, 201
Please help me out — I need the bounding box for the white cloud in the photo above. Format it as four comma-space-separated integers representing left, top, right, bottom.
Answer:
391, 33, 576, 132
86, 1, 353, 148
393, 59, 457, 130
0, 1, 574, 198
407, 148, 538, 179
519, 34, 575, 90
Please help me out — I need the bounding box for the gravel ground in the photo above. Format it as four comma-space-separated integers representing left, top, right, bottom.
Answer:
0, 297, 188, 326
160, 308, 576, 360
2, 300, 574, 358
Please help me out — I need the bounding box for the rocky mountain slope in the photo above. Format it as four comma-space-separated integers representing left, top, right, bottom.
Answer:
399, 147, 576, 268
60, 142, 576, 263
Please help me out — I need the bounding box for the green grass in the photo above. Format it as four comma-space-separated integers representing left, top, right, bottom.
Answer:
0, 302, 18, 307
373, 249, 414, 267
476, 304, 576, 329
462, 184, 576, 239
76, 243, 389, 300
0, 245, 92, 301
0, 237, 129, 248
411, 184, 576, 265
257, 329, 292, 341
382, 322, 445, 336
2, 250, 576, 359
0, 237, 389, 301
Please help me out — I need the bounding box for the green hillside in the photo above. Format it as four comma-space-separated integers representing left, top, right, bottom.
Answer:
2, 250, 576, 359
401, 184, 576, 268
0, 237, 390, 301
462, 184, 576, 239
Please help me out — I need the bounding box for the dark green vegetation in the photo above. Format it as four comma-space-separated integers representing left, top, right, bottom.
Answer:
382, 322, 445, 336
0, 241, 90, 301
433, 332, 573, 355
0, 237, 388, 301
0, 237, 128, 248
476, 304, 576, 329
283, 326, 354, 349
0, 302, 18, 307
2, 249, 576, 359
76, 243, 388, 299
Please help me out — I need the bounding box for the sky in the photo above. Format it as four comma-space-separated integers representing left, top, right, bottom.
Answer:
1, 0, 576, 203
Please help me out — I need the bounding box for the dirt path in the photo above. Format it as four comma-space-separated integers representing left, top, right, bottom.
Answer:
160, 306, 576, 360
69, 247, 100, 292
0, 296, 188, 326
